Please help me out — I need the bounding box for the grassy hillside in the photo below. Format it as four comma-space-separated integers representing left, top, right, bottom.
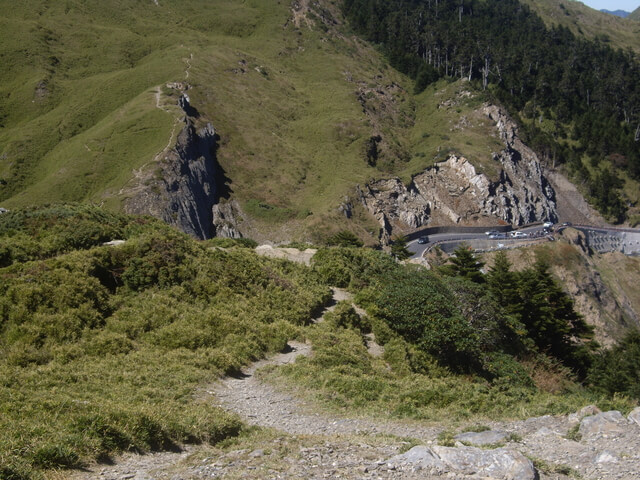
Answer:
1, 0, 638, 236
631, 7, 640, 20
0, 0, 530, 241
523, 0, 640, 53
2, 205, 638, 478
0, 204, 331, 478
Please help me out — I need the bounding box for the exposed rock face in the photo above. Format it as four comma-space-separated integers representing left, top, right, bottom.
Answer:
125, 120, 219, 239
387, 445, 536, 480
543, 230, 640, 345
455, 430, 508, 446
212, 200, 244, 238
357, 105, 558, 242
628, 407, 640, 427
579, 411, 627, 438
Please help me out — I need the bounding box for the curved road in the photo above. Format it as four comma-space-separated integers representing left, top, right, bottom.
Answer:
408, 223, 640, 259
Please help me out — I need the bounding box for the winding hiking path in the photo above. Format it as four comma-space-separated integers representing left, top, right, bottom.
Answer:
212, 288, 440, 440
68, 286, 640, 480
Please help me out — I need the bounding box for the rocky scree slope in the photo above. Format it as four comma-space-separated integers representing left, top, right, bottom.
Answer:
357, 105, 557, 242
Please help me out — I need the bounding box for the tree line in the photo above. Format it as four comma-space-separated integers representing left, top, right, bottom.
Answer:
342, 0, 640, 221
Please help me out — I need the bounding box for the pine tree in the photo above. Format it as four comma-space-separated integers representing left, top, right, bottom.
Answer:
391, 235, 411, 260
446, 243, 485, 283
487, 251, 526, 337
517, 258, 594, 374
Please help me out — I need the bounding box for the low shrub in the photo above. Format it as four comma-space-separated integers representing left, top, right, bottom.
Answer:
588, 329, 640, 400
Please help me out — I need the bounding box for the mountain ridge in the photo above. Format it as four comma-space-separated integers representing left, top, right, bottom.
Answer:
600, 9, 630, 18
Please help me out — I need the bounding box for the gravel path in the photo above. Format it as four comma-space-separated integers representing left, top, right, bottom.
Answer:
213, 287, 439, 439
67, 288, 640, 480
212, 339, 439, 440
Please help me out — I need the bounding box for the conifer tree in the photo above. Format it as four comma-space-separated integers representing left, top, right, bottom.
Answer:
391, 235, 411, 260
446, 243, 485, 283
517, 258, 594, 374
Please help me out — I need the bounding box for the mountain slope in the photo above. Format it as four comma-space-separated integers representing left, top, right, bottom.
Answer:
631, 7, 640, 20
0, 0, 537, 242
2, 0, 639, 240
600, 9, 630, 18
523, 0, 640, 53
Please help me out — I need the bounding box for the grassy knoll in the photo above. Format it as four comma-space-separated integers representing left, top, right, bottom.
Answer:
0, 204, 330, 478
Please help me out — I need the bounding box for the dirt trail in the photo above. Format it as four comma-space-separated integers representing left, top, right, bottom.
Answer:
212, 288, 435, 440
66, 287, 640, 480
117, 53, 193, 197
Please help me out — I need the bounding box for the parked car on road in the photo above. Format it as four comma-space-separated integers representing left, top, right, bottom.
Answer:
489, 233, 507, 239
485, 230, 500, 236
510, 231, 528, 238
543, 221, 553, 228
417, 236, 428, 244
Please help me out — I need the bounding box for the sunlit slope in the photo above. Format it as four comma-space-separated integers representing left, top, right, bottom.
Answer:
0, 0, 212, 206
523, 0, 640, 53
1, 0, 508, 232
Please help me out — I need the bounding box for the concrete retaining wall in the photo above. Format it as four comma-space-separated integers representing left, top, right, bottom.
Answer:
578, 228, 640, 255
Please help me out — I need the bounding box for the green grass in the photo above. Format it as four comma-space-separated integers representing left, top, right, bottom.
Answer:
0, 0, 519, 240
262, 318, 632, 425
405, 80, 504, 183
522, 0, 640, 54
0, 204, 332, 478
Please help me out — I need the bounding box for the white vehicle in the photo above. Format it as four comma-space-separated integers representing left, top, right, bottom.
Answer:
543, 221, 553, 228
510, 231, 528, 238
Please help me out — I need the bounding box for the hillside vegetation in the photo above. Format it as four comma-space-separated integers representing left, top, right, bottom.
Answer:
0, 0, 517, 241
343, 0, 640, 223
628, 6, 640, 20
2, 205, 639, 478
524, 0, 640, 53
3, 0, 639, 237
0, 205, 330, 479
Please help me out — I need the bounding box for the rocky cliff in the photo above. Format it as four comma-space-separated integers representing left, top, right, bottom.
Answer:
357, 105, 558, 242
125, 119, 219, 239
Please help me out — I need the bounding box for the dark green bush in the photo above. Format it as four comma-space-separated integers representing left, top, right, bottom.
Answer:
327, 230, 364, 248
588, 329, 640, 400
324, 301, 370, 332
374, 268, 481, 370
482, 352, 535, 390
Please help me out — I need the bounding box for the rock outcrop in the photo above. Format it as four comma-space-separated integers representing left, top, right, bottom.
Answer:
125, 120, 219, 239
387, 444, 536, 480
212, 200, 244, 238
455, 430, 509, 446
357, 105, 558, 242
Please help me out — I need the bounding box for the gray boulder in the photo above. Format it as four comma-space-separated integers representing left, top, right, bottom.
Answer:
579, 410, 626, 438
387, 445, 536, 480
627, 406, 640, 427
455, 430, 508, 446
568, 404, 602, 427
